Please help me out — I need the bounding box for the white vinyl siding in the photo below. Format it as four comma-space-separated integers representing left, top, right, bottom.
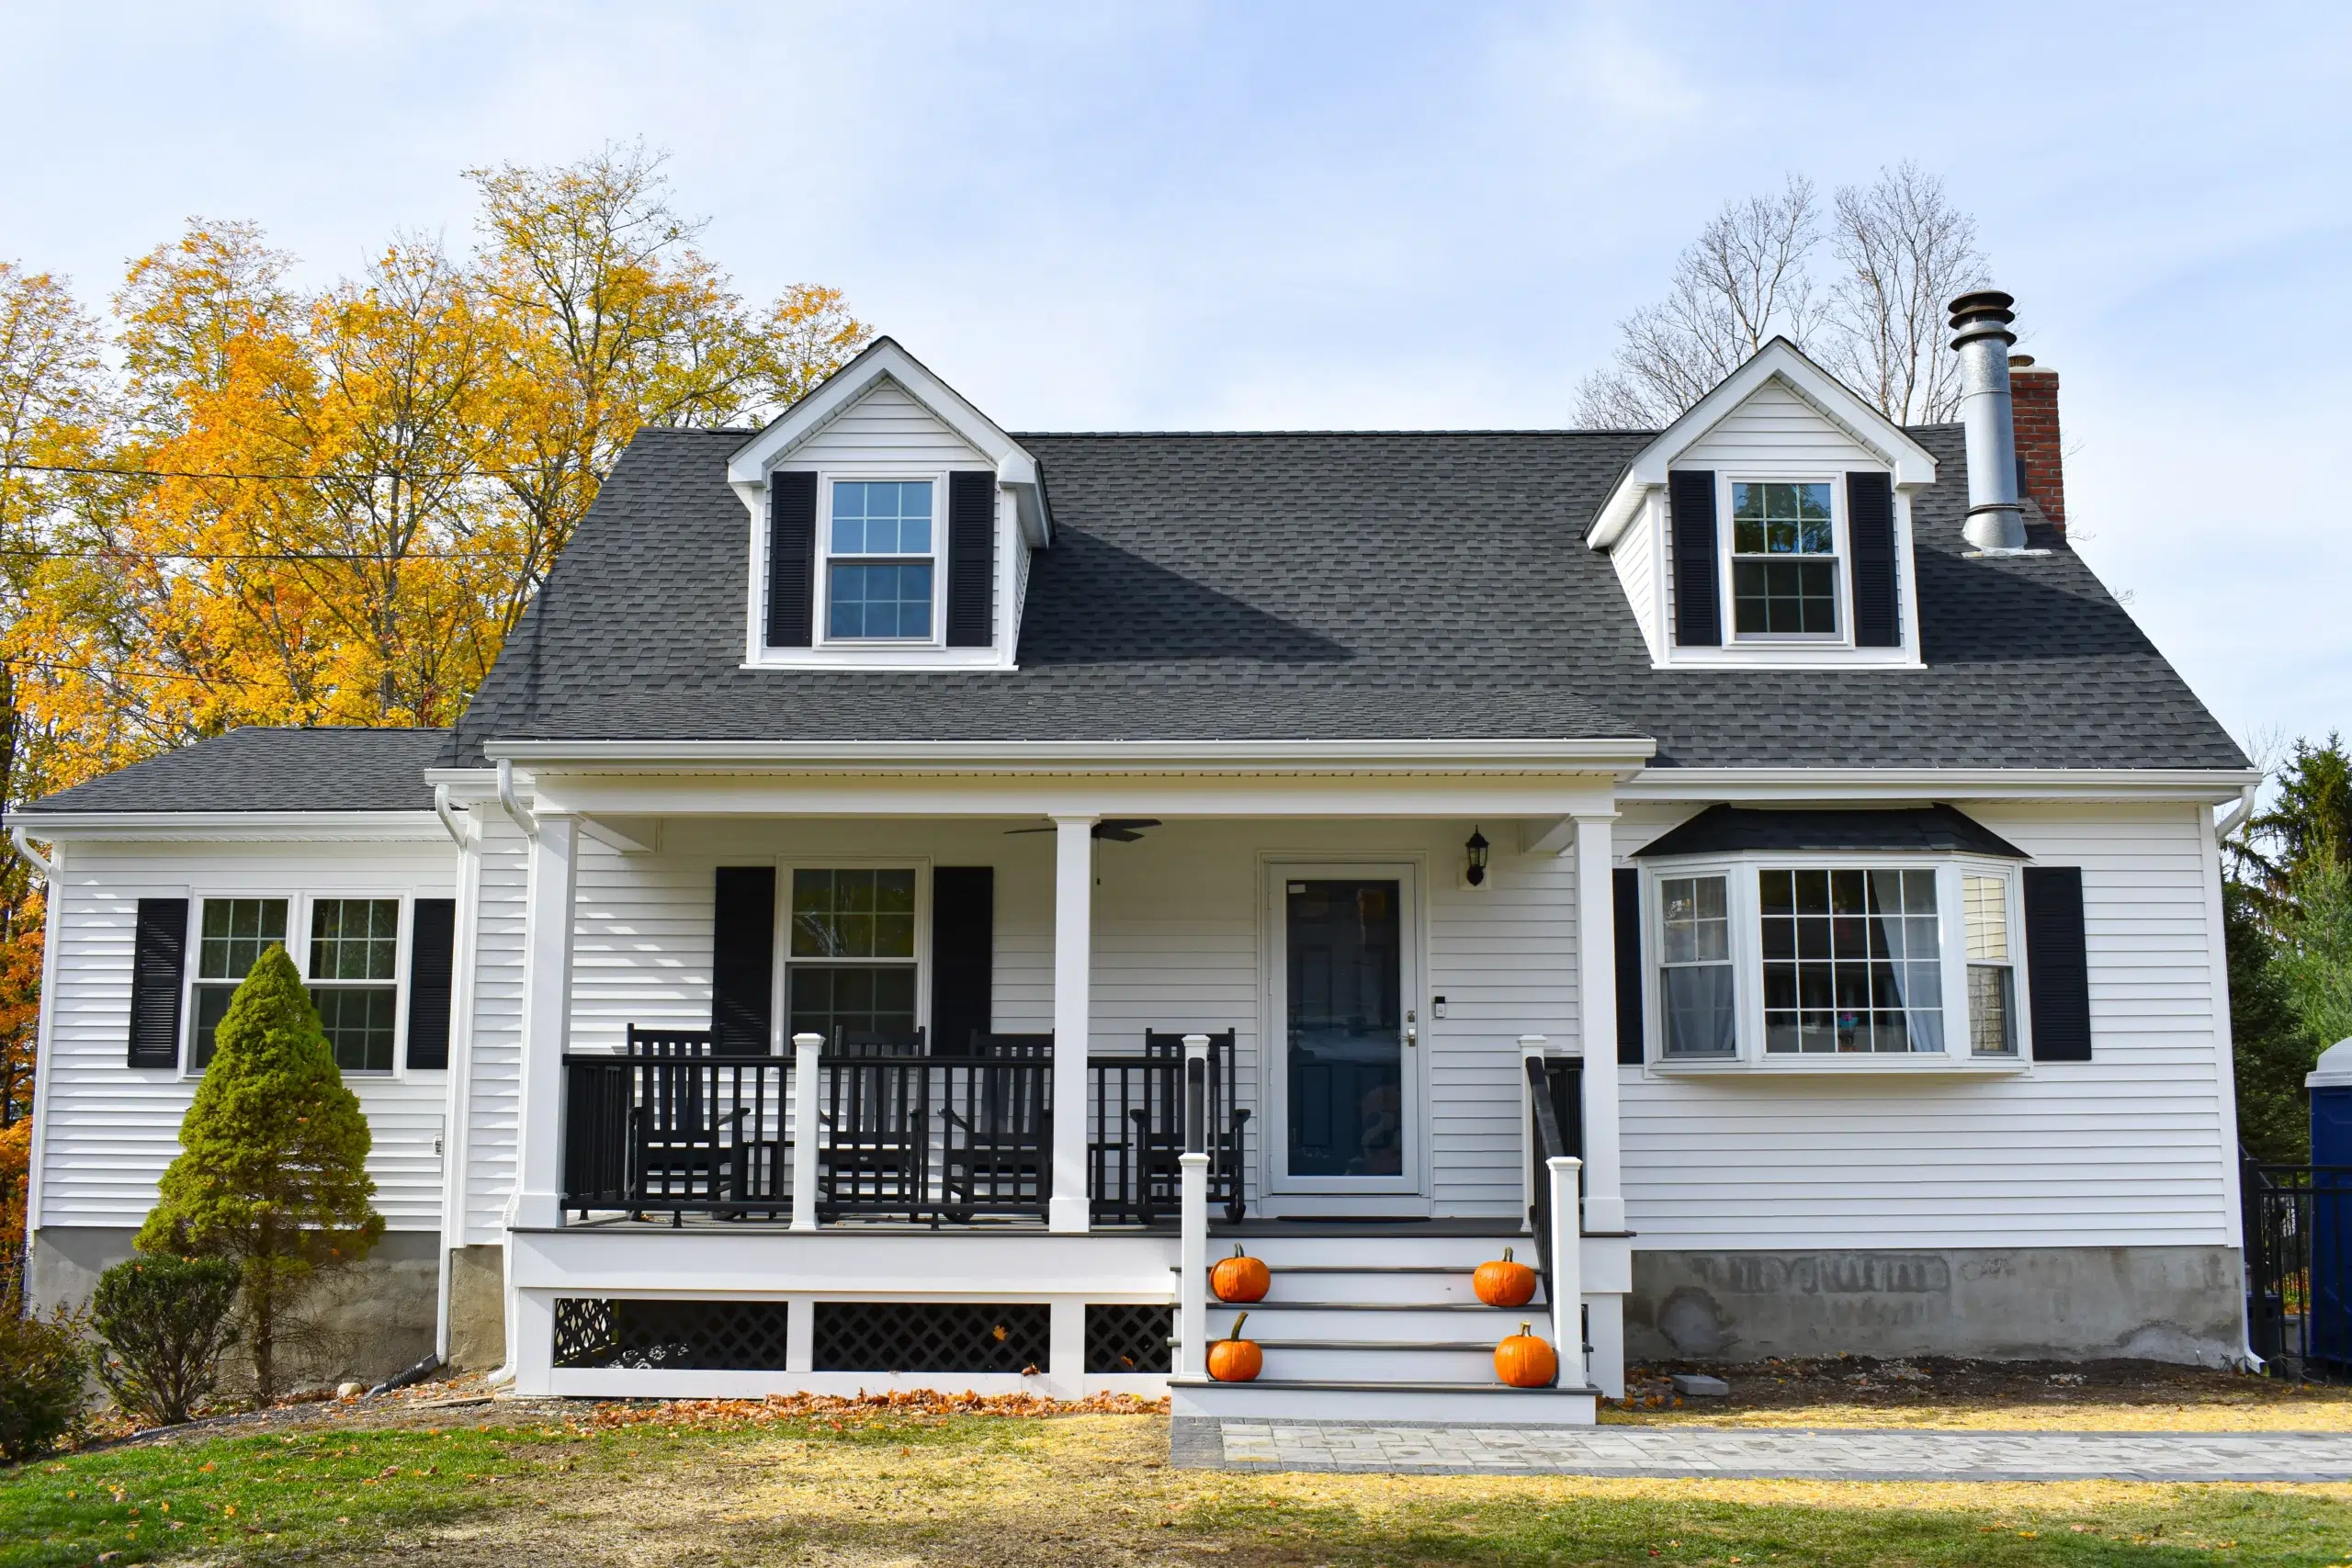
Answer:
459, 820, 528, 1244
1678, 378, 1883, 470
1619, 802, 2235, 1250
34, 835, 458, 1234
790, 379, 989, 468
1609, 494, 1660, 658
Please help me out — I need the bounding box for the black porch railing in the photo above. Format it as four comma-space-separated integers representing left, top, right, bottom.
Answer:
2244, 1156, 2352, 1379
1524, 1054, 1584, 1306
1087, 1030, 1250, 1226
817, 1050, 1054, 1223
561, 1028, 793, 1224
560, 1027, 1250, 1226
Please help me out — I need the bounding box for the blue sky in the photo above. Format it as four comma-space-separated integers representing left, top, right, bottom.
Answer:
3, 1, 2345, 757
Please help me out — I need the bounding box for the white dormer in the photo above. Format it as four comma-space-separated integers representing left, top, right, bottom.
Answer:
727, 338, 1050, 671
1586, 339, 1938, 670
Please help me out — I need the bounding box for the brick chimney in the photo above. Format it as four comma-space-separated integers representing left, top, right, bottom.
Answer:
2007, 355, 2065, 531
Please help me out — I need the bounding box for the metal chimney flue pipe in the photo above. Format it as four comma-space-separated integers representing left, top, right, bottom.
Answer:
1948, 289, 2026, 552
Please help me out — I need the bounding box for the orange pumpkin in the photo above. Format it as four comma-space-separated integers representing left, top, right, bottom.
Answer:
1206, 1312, 1263, 1382
1473, 1247, 1538, 1308
1209, 1245, 1271, 1303
1494, 1322, 1558, 1389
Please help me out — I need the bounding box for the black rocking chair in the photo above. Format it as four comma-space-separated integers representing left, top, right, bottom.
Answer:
940, 1032, 1055, 1222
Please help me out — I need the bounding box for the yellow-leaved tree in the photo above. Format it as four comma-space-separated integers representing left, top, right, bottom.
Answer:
0, 147, 868, 1289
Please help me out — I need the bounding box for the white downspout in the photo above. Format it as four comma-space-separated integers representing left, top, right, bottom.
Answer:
2216, 784, 2257, 846
494, 760, 538, 840
8, 825, 55, 877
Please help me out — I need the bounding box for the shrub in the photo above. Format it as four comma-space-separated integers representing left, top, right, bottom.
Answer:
139, 944, 381, 1403
90, 1255, 242, 1427
0, 1304, 89, 1461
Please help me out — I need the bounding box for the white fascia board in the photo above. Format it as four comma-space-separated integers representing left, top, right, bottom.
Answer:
1618, 766, 2263, 806
725, 337, 1050, 545
1585, 338, 1939, 551
481, 736, 1658, 776
8, 809, 450, 842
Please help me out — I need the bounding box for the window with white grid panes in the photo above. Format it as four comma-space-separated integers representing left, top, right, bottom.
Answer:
1759, 868, 1944, 1054
1657, 874, 1736, 1056
1963, 874, 2018, 1055
191, 897, 288, 1068
788, 869, 920, 1044
307, 898, 401, 1072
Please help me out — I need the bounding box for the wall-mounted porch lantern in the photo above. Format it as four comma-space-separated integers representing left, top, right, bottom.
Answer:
1464, 827, 1491, 888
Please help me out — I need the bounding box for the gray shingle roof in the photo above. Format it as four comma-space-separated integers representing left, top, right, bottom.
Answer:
19, 418, 2248, 815
447, 424, 2245, 771
17, 728, 451, 815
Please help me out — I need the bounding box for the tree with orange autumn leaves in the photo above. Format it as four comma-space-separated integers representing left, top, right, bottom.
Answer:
0, 146, 869, 1288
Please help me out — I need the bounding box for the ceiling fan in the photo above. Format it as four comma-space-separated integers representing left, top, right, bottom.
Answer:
1004, 818, 1162, 842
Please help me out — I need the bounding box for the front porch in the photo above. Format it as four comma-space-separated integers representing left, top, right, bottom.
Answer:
469, 754, 1644, 1413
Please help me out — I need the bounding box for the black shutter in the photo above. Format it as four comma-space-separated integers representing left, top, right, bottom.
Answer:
405, 897, 457, 1070
765, 471, 817, 647
1668, 468, 1722, 647
129, 897, 188, 1068
932, 866, 994, 1054
2023, 865, 2092, 1061
711, 867, 776, 1053
1848, 470, 1900, 648
1613, 869, 1645, 1065
945, 471, 995, 648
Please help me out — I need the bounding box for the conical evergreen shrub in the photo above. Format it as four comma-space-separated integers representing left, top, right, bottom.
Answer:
138, 943, 382, 1403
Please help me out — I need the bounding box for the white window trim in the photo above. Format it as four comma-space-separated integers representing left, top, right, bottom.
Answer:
1641, 852, 2032, 1075
779, 858, 933, 1049
1721, 474, 1847, 647
743, 467, 1016, 672
817, 471, 948, 650
183, 890, 416, 1080
1649, 469, 1926, 672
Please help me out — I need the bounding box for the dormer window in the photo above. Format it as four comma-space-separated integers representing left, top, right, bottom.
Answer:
826, 479, 937, 641
1730, 481, 1839, 638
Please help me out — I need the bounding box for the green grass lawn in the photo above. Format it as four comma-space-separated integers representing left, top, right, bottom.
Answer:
0, 1425, 592, 1567
6, 1412, 2352, 1566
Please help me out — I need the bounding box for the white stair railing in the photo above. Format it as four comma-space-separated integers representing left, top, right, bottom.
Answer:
1176, 1032, 1211, 1380
790, 1032, 823, 1231
1547, 1153, 1585, 1389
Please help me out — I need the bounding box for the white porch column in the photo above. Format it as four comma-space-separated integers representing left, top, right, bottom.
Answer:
509, 812, 579, 1233
1050, 815, 1097, 1233
1572, 813, 1626, 1235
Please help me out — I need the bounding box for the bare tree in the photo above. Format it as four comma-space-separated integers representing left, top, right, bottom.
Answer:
1578, 164, 1991, 429
1821, 163, 1987, 424
1576, 177, 1823, 429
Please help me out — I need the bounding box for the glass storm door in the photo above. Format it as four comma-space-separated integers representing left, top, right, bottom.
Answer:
1272, 870, 1420, 1196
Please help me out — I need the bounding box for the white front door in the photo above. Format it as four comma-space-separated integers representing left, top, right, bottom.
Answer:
1264, 863, 1424, 1203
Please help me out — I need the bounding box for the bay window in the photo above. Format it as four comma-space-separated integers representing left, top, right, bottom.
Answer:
1658, 874, 1736, 1057
1645, 859, 2026, 1068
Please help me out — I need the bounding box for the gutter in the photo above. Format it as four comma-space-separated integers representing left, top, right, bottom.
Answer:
481, 736, 1661, 775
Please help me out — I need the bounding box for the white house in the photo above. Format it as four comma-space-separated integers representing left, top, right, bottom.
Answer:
9, 291, 2257, 1426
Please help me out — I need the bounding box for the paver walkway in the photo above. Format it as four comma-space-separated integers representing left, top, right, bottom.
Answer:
1168, 1418, 2352, 1482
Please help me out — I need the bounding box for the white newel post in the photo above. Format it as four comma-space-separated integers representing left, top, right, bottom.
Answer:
510, 811, 578, 1232
1050, 816, 1097, 1233
1547, 1154, 1585, 1388
791, 1032, 823, 1231
1177, 1032, 1211, 1381
1572, 814, 1625, 1235
1518, 1034, 1546, 1235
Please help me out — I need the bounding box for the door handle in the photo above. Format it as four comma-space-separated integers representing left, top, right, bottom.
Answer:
1405, 1010, 1419, 1048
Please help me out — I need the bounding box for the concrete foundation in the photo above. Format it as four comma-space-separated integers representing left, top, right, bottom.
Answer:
30, 1226, 441, 1385
1628, 1246, 2247, 1368
447, 1243, 507, 1371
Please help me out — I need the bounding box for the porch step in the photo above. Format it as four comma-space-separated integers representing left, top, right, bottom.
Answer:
1170, 1376, 1599, 1426
1202, 1304, 1539, 1339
